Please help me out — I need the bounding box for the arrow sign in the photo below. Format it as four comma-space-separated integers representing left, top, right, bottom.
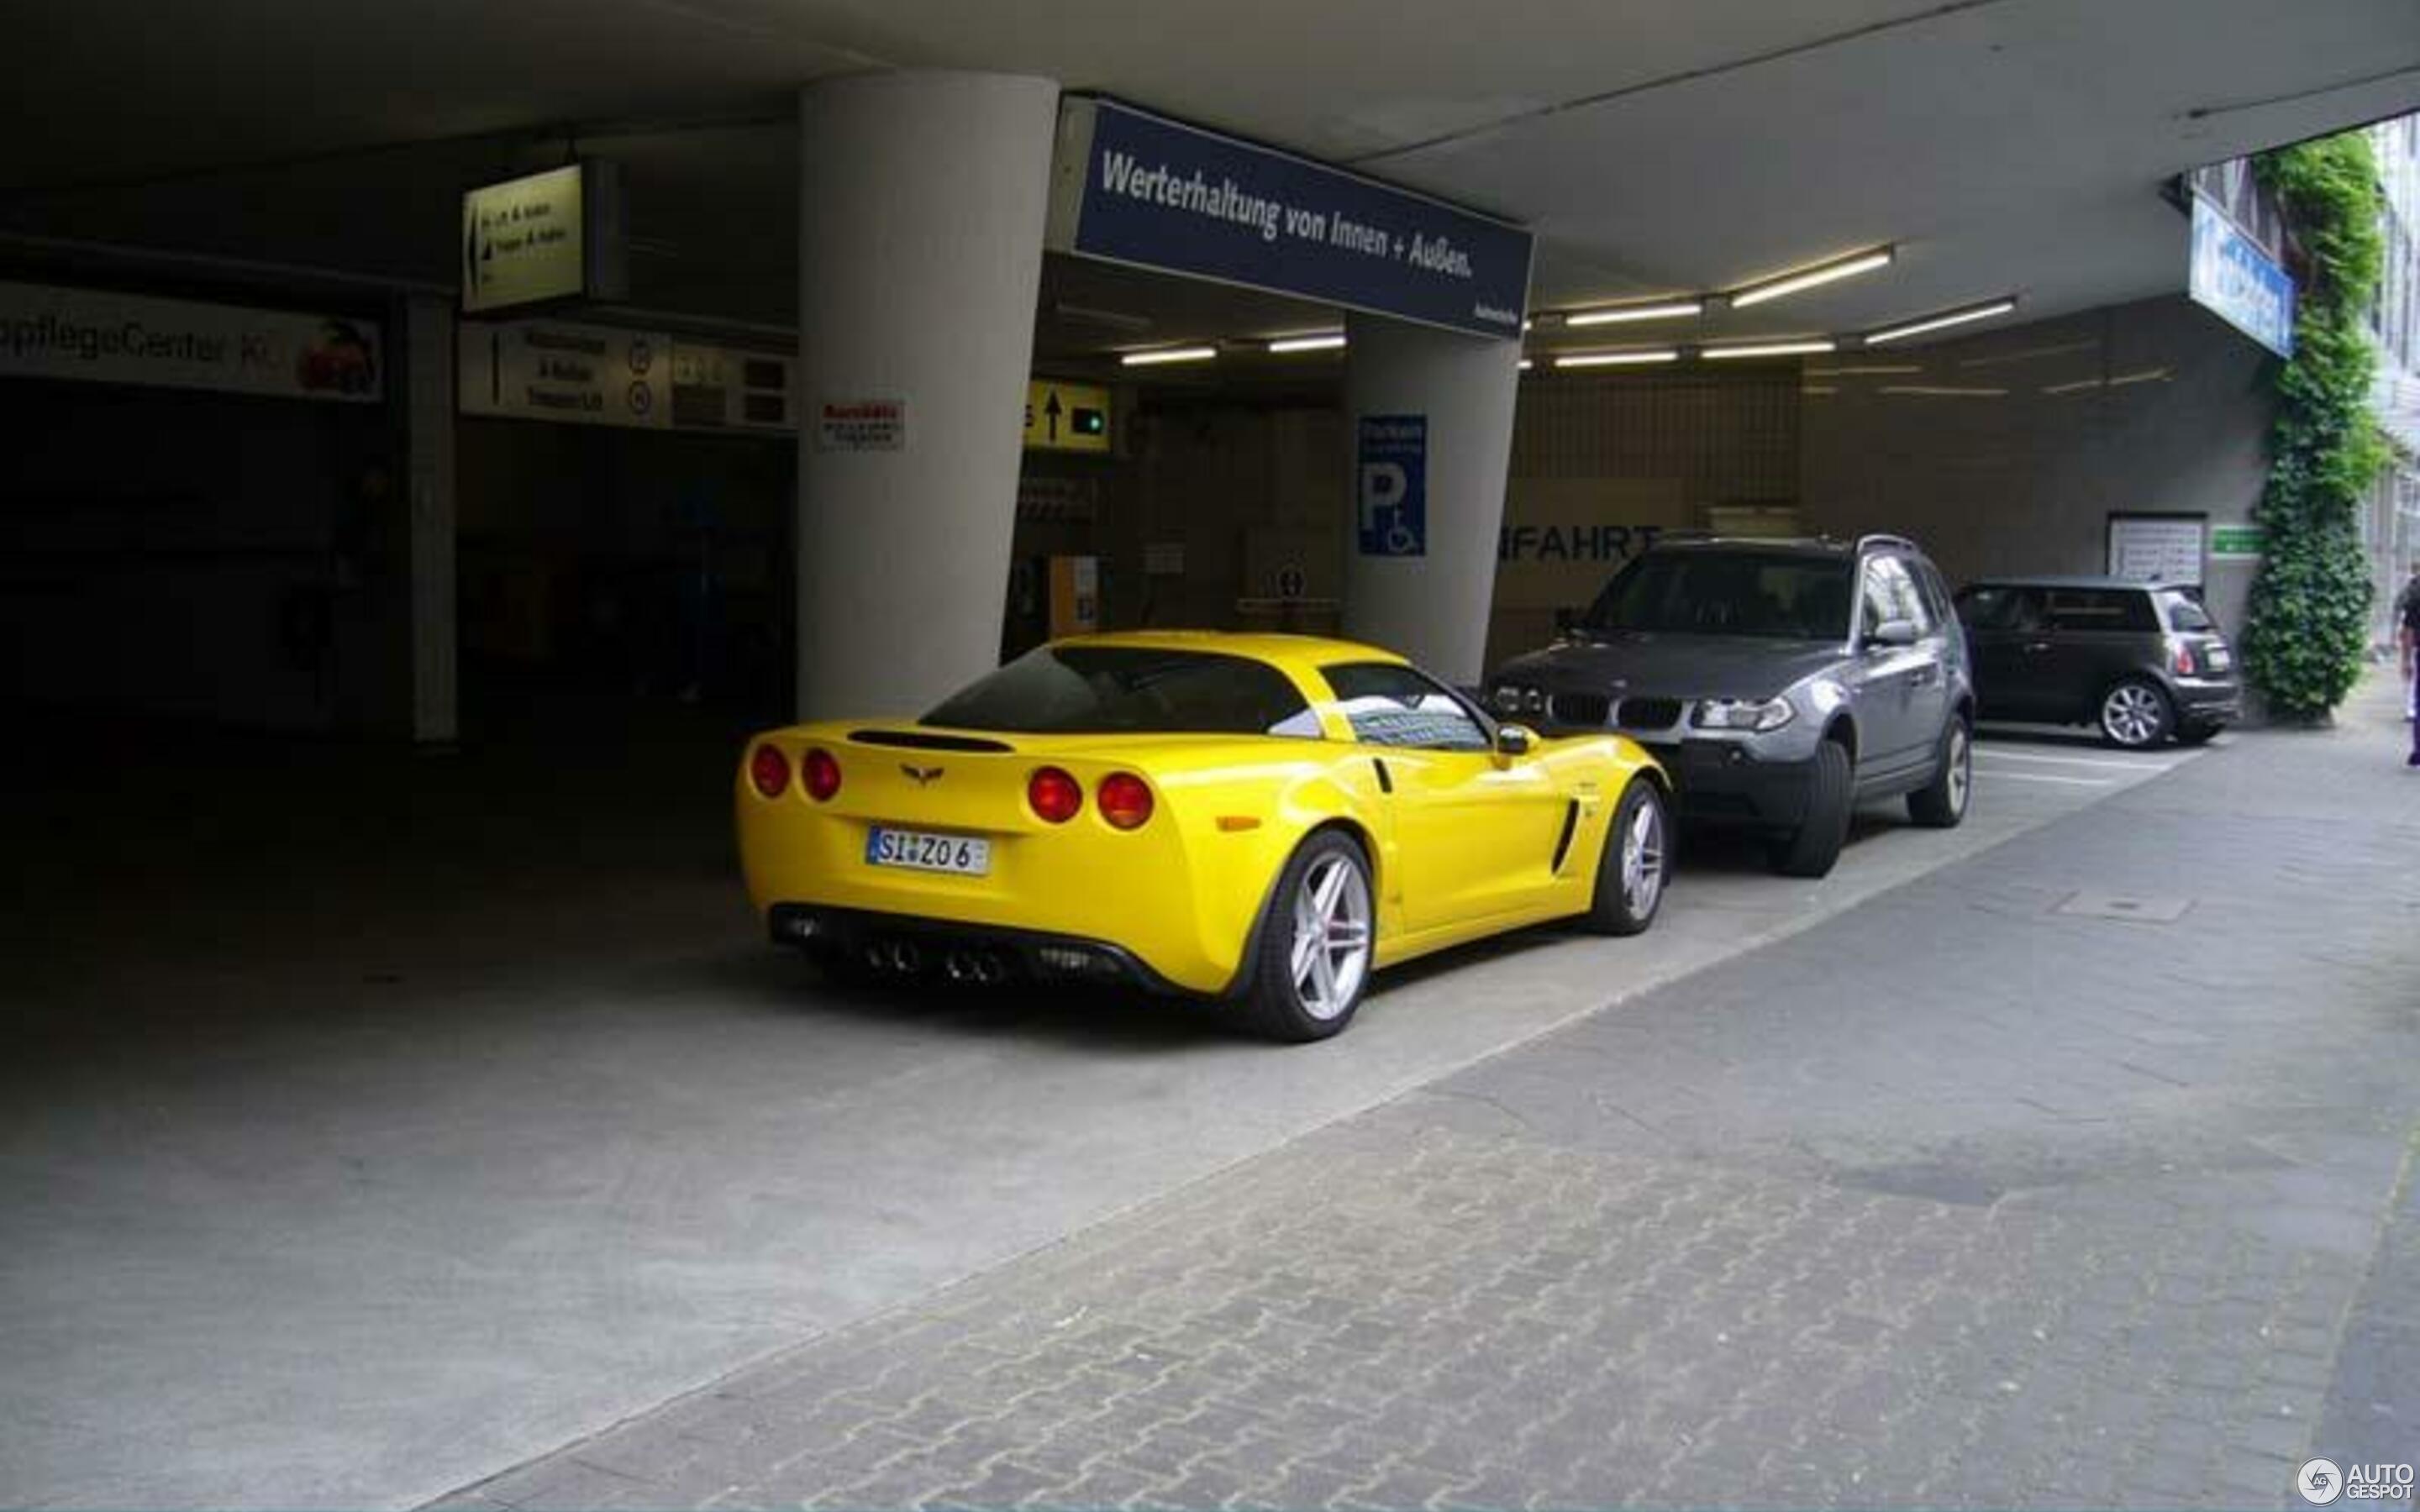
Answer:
1023, 379, 1111, 453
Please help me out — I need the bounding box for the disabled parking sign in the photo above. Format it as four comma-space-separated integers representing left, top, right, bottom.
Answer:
1357, 414, 1427, 558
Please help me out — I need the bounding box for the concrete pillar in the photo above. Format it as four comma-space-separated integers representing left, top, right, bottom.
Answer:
1340, 311, 1522, 685
795, 71, 1060, 719
402, 292, 457, 743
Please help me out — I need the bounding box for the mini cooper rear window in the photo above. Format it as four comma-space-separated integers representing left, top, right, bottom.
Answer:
923, 647, 1320, 738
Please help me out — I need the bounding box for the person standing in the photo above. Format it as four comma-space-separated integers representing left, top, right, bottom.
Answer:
2401, 558, 2420, 764
2400, 557, 2420, 726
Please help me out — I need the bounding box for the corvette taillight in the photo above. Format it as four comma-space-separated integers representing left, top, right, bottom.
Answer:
1098, 773, 1155, 830
1028, 767, 1082, 823
802, 748, 842, 801
749, 744, 790, 798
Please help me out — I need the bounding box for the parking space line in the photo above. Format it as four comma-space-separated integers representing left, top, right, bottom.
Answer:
1974, 749, 2175, 771
1979, 770, 2117, 786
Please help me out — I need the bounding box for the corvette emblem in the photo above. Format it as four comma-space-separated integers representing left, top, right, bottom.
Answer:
901, 764, 944, 785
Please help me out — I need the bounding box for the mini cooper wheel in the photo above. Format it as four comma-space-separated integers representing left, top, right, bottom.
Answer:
2099, 680, 2172, 748
1239, 832, 1374, 1042
1907, 715, 1972, 828
1585, 777, 1670, 936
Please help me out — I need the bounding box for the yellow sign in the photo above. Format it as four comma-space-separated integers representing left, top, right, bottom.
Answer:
1023, 380, 1112, 453
463, 165, 585, 313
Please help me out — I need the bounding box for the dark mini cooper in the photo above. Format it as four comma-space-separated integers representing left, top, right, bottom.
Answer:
1952, 576, 2241, 748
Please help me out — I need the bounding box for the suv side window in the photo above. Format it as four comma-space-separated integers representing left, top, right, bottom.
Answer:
1320, 663, 1492, 751
1859, 559, 1898, 638
2046, 589, 2158, 632
1863, 556, 1932, 634
1913, 560, 1956, 628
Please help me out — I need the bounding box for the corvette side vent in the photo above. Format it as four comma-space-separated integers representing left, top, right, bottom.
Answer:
847, 729, 1015, 753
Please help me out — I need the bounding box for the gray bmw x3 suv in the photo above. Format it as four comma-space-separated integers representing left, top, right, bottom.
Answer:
1490, 534, 1975, 878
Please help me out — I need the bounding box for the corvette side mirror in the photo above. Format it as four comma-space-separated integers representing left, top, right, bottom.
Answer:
1496, 724, 1535, 759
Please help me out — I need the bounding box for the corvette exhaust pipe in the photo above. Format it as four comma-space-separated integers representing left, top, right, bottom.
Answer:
886, 940, 922, 974
944, 951, 978, 983
973, 953, 1007, 985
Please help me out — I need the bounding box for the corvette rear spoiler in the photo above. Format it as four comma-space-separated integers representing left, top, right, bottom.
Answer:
847, 728, 1016, 753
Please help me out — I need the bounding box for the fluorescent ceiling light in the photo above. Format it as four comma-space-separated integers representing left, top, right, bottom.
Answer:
1729, 249, 1894, 308
1565, 299, 1705, 327
1266, 333, 1346, 354
1518, 358, 1534, 370
1806, 364, 1922, 376
1702, 339, 1836, 360
1120, 345, 1218, 366
1555, 349, 1681, 368
2042, 377, 2104, 395
1878, 384, 2007, 397
1865, 298, 2018, 345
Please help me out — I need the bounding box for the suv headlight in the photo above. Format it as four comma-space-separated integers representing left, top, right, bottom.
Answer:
1691, 696, 1795, 733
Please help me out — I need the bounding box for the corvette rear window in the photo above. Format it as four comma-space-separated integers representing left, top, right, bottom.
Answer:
922, 647, 1320, 738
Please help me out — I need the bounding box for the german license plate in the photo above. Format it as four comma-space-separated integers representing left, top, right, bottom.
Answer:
2207, 645, 2233, 671
865, 827, 990, 877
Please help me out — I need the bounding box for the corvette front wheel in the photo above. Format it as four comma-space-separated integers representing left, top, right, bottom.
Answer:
1239, 832, 1374, 1042
1584, 777, 1670, 936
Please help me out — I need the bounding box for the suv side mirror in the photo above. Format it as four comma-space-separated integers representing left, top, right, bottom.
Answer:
1865, 617, 1918, 648
1496, 723, 1535, 759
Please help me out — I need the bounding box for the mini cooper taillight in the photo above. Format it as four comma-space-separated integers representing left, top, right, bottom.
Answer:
802, 748, 842, 802
1028, 766, 1082, 823
749, 744, 791, 798
1097, 773, 1155, 830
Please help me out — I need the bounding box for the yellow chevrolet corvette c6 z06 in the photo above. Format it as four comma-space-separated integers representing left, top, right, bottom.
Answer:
737, 632, 1671, 1041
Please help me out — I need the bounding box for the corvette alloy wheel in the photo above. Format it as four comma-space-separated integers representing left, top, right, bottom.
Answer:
1289, 851, 1373, 1021
1620, 793, 1666, 920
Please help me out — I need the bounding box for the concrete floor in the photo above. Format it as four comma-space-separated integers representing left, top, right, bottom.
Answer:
0, 705, 2209, 1507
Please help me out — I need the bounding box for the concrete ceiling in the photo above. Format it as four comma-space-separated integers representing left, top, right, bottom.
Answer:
4, 0, 2417, 360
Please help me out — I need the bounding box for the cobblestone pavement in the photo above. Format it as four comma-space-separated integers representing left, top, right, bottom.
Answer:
437, 684, 2420, 1511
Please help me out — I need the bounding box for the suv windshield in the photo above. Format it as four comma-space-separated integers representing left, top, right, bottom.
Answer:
1582, 551, 1855, 640
923, 646, 1322, 737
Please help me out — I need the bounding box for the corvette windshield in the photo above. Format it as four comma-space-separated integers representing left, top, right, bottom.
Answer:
923, 647, 1321, 737
1581, 552, 1854, 640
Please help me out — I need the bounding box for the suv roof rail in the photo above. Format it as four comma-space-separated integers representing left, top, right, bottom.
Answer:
1854, 533, 1919, 555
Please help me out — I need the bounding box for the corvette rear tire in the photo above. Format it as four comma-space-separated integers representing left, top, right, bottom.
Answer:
1770, 738, 1853, 879
1238, 831, 1374, 1042
1583, 777, 1669, 936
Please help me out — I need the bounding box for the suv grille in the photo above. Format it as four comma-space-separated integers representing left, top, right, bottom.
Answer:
1547, 691, 1612, 727
1616, 696, 1684, 732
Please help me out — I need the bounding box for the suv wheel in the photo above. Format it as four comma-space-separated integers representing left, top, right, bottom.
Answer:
1770, 738, 1853, 879
1907, 716, 1971, 827
2099, 679, 2172, 748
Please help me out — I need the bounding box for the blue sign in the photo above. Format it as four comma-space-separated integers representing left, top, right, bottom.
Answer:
1050, 98, 1532, 340
1357, 416, 1427, 558
2189, 193, 2295, 358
